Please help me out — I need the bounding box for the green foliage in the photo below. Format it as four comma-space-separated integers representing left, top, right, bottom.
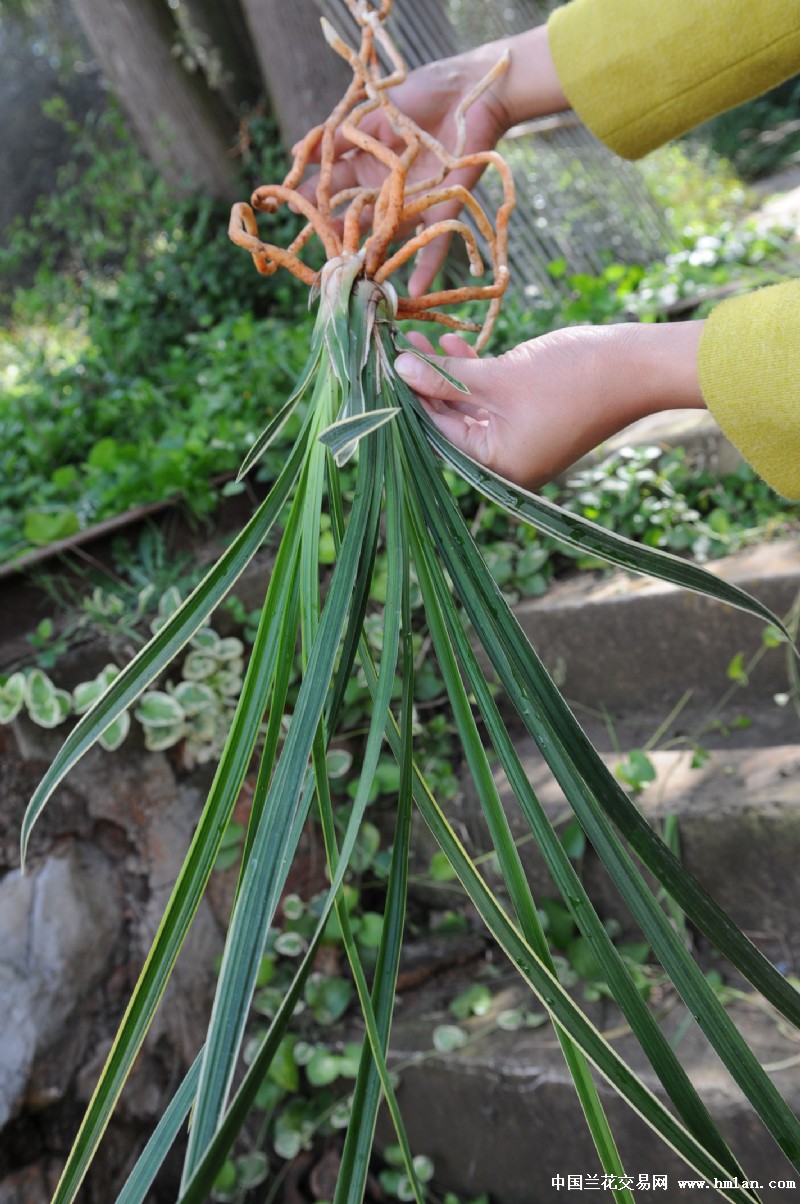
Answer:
1, 587, 245, 763
0, 101, 312, 563
698, 75, 800, 181
22, 261, 800, 1204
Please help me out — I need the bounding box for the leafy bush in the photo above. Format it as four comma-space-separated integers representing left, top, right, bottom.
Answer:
0, 102, 313, 562
698, 75, 800, 181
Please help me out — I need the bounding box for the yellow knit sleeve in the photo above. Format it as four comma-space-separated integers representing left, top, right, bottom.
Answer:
697, 282, 800, 499
547, 0, 800, 160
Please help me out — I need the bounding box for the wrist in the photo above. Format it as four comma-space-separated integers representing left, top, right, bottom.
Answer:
610, 321, 707, 424
467, 25, 569, 134
494, 25, 569, 129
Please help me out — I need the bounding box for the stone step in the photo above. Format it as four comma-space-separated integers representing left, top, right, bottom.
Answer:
382, 976, 800, 1204
504, 539, 800, 713
408, 712, 800, 969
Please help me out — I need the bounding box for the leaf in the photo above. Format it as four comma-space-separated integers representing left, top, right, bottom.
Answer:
21, 418, 311, 869
433, 1024, 468, 1053
397, 393, 800, 1177
0, 672, 26, 723
727, 652, 749, 684
402, 382, 792, 643
393, 330, 470, 393
23, 508, 81, 546
319, 407, 397, 466
449, 984, 492, 1020
171, 682, 217, 715
305, 1050, 341, 1087
142, 722, 186, 752
236, 324, 325, 480
181, 417, 383, 1181
134, 692, 185, 728
99, 712, 131, 752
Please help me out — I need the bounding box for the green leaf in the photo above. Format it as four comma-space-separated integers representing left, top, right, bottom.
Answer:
171, 682, 217, 715
21, 417, 311, 869
267, 1037, 299, 1094
727, 652, 749, 684
181, 401, 382, 1182
429, 851, 458, 881
403, 382, 792, 642
305, 1049, 341, 1087
23, 509, 81, 546
113, 1056, 202, 1204
134, 692, 185, 728
617, 749, 657, 792
397, 393, 800, 1179
432, 1024, 468, 1053
0, 672, 26, 723
46, 455, 309, 1204
449, 984, 492, 1020
319, 407, 397, 466
98, 712, 131, 752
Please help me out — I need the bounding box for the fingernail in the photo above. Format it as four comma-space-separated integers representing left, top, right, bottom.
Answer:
395, 353, 424, 385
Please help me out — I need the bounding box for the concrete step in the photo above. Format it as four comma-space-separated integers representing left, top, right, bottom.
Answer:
382, 975, 800, 1204
505, 539, 800, 713
407, 706, 800, 970
455, 722, 800, 968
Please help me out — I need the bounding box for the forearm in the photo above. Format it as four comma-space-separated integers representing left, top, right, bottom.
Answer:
610, 321, 706, 424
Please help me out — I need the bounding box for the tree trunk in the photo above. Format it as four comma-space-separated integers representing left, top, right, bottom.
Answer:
240, 0, 351, 150
69, 0, 246, 198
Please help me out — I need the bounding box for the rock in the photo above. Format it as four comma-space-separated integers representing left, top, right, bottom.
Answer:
383, 987, 800, 1204
508, 539, 800, 711
454, 723, 800, 966
0, 845, 121, 1127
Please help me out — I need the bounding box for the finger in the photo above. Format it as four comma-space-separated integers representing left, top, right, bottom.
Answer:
295, 157, 363, 205
407, 231, 453, 298
293, 105, 391, 165
403, 331, 437, 355
438, 333, 479, 360
395, 351, 473, 403
419, 397, 491, 458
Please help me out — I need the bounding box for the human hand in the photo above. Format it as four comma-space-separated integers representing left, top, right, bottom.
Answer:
396, 322, 706, 490
297, 26, 566, 295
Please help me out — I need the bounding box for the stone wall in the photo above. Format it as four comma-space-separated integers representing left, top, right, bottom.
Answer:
0, 721, 234, 1201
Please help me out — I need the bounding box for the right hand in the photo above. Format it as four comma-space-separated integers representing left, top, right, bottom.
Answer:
396, 321, 707, 489
296, 45, 513, 295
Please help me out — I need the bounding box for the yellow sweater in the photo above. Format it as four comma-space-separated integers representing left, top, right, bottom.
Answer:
548, 0, 800, 498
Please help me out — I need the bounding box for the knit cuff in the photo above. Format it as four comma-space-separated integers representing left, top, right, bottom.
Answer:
698, 281, 800, 500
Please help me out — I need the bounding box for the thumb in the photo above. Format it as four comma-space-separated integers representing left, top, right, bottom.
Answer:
395, 352, 472, 403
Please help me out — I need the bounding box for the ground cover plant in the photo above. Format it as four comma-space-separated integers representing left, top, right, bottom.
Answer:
18, 3, 800, 1202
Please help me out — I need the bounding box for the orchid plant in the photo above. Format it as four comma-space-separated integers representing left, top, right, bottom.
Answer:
21, 3, 800, 1202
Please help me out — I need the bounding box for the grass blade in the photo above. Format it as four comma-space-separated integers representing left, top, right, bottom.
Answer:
408, 492, 749, 1187
237, 317, 326, 479
49, 454, 309, 1204
114, 1056, 201, 1204
332, 428, 418, 1204
398, 402, 800, 1174
176, 886, 328, 1204
357, 643, 760, 1203
182, 417, 383, 1180
408, 511, 637, 1202
21, 418, 312, 865
404, 382, 791, 640
319, 407, 397, 465
394, 370, 800, 1031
